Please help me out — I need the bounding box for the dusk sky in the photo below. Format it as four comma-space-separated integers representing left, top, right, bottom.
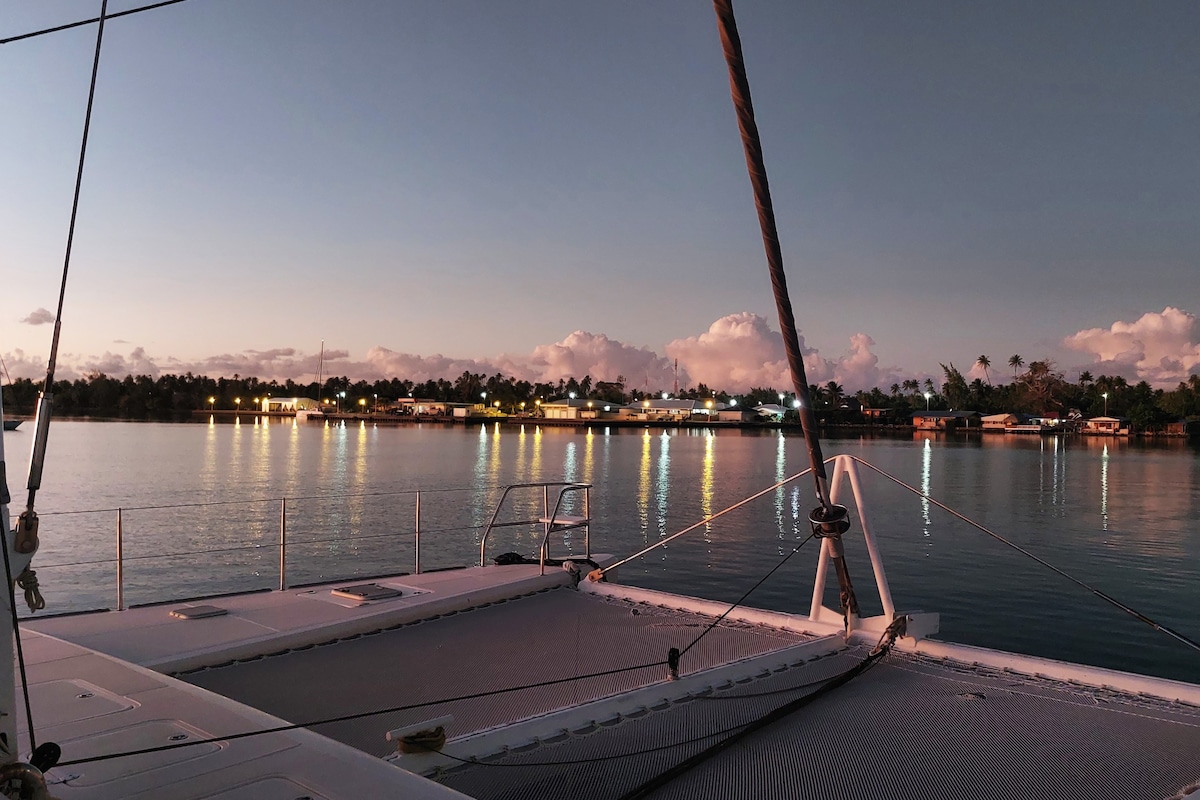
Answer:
3, 1, 1198, 393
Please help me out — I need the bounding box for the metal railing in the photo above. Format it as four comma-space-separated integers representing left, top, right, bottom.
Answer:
40, 481, 589, 611
479, 482, 592, 574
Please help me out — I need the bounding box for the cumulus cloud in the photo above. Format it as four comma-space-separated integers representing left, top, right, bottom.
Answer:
1063, 307, 1200, 386
522, 331, 676, 389
664, 312, 893, 393
20, 308, 54, 325
2, 313, 902, 393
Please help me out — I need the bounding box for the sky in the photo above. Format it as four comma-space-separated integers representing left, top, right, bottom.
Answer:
2, 0, 1198, 394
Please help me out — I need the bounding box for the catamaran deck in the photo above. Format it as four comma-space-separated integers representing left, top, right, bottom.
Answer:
25, 562, 1200, 800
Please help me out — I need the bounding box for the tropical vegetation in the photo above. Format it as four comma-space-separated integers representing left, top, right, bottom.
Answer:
2, 361, 1200, 430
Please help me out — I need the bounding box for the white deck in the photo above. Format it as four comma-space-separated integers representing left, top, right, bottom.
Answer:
22, 563, 592, 799
20, 561, 1200, 800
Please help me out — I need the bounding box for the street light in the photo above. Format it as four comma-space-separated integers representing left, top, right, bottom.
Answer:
373, 393, 378, 412
234, 397, 241, 413
1102, 392, 1108, 416
778, 392, 785, 406
208, 396, 215, 412
359, 398, 367, 414
924, 391, 931, 410
337, 391, 346, 413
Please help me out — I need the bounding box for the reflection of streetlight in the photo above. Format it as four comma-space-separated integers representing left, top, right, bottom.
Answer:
1102, 392, 1108, 416
924, 392, 931, 410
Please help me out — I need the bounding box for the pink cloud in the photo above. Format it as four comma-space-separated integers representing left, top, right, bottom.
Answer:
3, 313, 903, 394
20, 308, 54, 325
1063, 307, 1200, 386
665, 313, 895, 393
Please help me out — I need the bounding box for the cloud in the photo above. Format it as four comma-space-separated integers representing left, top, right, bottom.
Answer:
665, 312, 895, 393
20, 308, 54, 325
522, 331, 676, 389
1063, 307, 1200, 386
1, 313, 903, 394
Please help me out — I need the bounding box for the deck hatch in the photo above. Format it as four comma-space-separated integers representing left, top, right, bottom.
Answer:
331, 584, 403, 601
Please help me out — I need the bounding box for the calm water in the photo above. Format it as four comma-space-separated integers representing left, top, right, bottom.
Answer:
5, 418, 1199, 683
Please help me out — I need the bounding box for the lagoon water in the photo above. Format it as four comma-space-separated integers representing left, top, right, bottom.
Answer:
7, 418, 1200, 683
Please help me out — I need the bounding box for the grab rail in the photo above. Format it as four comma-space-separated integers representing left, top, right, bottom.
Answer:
478, 482, 592, 571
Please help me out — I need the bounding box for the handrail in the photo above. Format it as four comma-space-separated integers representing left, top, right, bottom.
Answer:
33, 480, 595, 613
537, 484, 591, 575
479, 482, 592, 568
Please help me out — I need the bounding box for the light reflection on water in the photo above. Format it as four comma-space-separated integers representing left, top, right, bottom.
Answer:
11, 420, 1200, 682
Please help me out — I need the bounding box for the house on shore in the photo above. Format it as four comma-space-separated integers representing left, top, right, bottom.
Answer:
911, 410, 981, 431
618, 399, 699, 422
981, 413, 1019, 432
1082, 416, 1131, 436
542, 398, 601, 420
860, 408, 898, 424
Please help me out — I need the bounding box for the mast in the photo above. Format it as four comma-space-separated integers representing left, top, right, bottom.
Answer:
711, 0, 860, 621
316, 339, 325, 401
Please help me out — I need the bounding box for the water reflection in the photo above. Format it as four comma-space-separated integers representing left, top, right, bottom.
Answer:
774, 432, 786, 539
637, 431, 652, 543
1100, 443, 1109, 531
921, 437, 932, 550
700, 432, 714, 550
655, 432, 671, 541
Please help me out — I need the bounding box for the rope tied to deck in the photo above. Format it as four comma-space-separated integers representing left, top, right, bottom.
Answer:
17, 568, 45, 612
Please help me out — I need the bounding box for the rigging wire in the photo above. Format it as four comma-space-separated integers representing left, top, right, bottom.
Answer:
616, 620, 905, 800
55, 518, 822, 770
0, 0, 189, 46
676, 532, 816, 659
850, 456, 1200, 656
54, 658, 667, 768
4, 0, 110, 762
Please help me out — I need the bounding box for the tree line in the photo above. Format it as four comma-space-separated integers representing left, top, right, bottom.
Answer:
2, 358, 1199, 429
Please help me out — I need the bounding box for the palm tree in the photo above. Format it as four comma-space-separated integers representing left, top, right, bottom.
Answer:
890, 383, 901, 397
1079, 370, 1094, 386
1008, 354, 1024, 377
976, 355, 992, 385
825, 381, 845, 408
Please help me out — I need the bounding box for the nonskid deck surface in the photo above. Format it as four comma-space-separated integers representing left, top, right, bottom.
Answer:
181, 586, 814, 759
434, 647, 1200, 800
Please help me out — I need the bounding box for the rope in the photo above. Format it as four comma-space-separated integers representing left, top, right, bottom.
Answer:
850, 456, 1200, 656
1, 522, 37, 753
599, 466, 815, 575
712, 0, 830, 509
677, 532, 816, 659
0, 0, 190, 45
54, 658, 666, 768
617, 618, 906, 800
